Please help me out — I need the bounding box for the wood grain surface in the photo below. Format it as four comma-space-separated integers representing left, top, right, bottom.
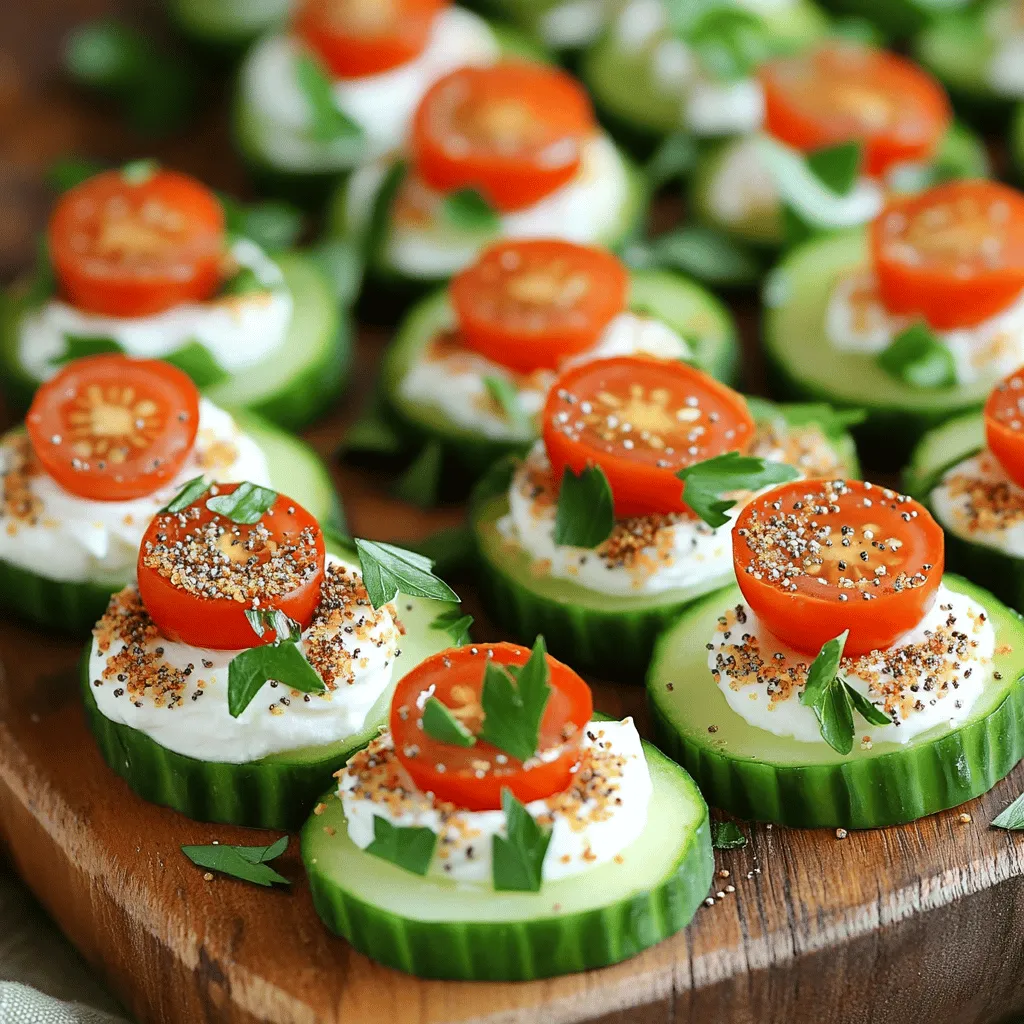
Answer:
4, 3, 1024, 1024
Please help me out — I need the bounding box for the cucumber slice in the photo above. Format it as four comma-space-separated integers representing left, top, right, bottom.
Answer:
379, 271, 740, 483
903, 410, 986, 499
0, 414, 339, 635
647, 573, 1024, 829
0, 253, 348, 431
166, 0, 291, 53
302, 737, 712, 980
912, 8, 1000, 106
470, 403, 858, 681
82, 538, 461, 829
763, 230, 991, 462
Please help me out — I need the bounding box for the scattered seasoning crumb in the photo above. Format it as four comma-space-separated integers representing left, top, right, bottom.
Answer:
836, 828, 848, 840
715, 891, 726, 899
725, 885, 735, 893
704, 897, 716, 907
959, 812, 972, 824
718, 869, 730, 879
203, 872, 214, 882
707, 724, 718, 734
313, 802, 327, 816
323, 826, 336, 836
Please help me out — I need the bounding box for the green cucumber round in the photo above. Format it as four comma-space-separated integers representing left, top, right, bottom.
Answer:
379, 270, 740, 483
470, 405, 858, 682
166, 0, 291, 54
647, 573, 1024, 829
0, 412, 340, 635
82, 541, 460, 829
302, 737, 712, 980
0, 253, 348, 431
763, 229, 992, 463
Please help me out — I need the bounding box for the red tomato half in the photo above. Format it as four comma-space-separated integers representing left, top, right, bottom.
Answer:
451, 239, 629, 373
759, 44, 951, 178
870, 180, 1024, 330
137, 484, 326, 650
732, 479, 944, 657
391, 642, 593, 811
294, 0, 447, 79
985, 368, 1024, 488
25, 354, 200, 502
49, 167, 226, 318
542, 356, 756, 518
411, 62, 595, 212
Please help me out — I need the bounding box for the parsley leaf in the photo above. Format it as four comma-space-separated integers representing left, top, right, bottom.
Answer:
805, 141, 862, 196
162, 340, 229, 388
479, 636, 551, 763
244, 608, 302, 644
484, 376, 531, 433
553, 465, 615, 548
354, 538, 460, 610
630, 227, 763, 287
441, 188, 501, 233
800, 630, 848, 709
294, 51, 364, 145
992, 792, 1024, 831
877, 322, 956, 390
218, 265, 266, 298
56, 334, 124, 363
181, 836, 289, 887
160, 475, 209, 514
392, 440, 443, 508
422, 696, 476, 748
206, 482, 278, 525
645, 132, 698, 189
676, 451, 799, 527
220, 196, 304, 254
711, 821, 748, 850
492, 788, 552, 892
47, 156, 105, 192
364, 816, 438, 876
227, 641, 325, 718
844, 681, 891, 727
688, 9, 771, 82
431, 607, 474, 646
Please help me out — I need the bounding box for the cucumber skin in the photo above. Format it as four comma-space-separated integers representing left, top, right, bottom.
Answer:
0, 559, 118, 635
303, 750, 714, 981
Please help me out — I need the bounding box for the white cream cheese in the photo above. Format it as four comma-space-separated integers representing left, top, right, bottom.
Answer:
87, 555, 399, 763
340, 717, 652, 885
17, 238, 292, 383
397, 310, 691, 442
707, 583, 996, 745
240, 7, 499, 171
931, 450, 1024, 556
825, 269, 1024, 386
0, 400, 269, 584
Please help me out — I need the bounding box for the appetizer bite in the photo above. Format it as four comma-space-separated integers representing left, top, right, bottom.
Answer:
471, 355, 860, 679
303, 641, 713, 980
764, 179, 1024, 460
234, 0, 508, 193
906, 367, 1024, 612
329, 60, 646, 292
380, 237, 738, 485
579, 0, 828, 150
690, 43, 987, 249
0, 354, 336, 633
83, 485, 460, 829
649, 477, 1024, 829
0, 163, 346, 429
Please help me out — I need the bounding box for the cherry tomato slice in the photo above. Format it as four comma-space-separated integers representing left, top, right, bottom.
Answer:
451, 239, 629, 373
732, 479, 944, 658
759, 45, 951, 178
25, 354, 200, 502
411, 62, 595, 213
542, 356, 756, 519
49, 167, 226, 318
391, 642, 593, 811
136, 484, 326, 651
870, 180, 1024, 330
984, 368, 1024, 488
294, 0, 447, 79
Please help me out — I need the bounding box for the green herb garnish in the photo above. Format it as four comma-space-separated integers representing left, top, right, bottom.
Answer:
479, 636, 551, 763
676, 451, 799, 528
55, 334, 124, 364
441, 188, 501, 233
181, 836, 289, 887
688, 8, 771, 82
422, 696, 476, 748
206, 482, 278, 525
160, 475, 209, 514
645, 133, 699, 189
805, 141, 862, 196
294, 52, 364, 145
47, 156, 105, 192
877, 322, 957, 390
629, 227, 763, 287
711, 821, 748, 850
162, 340, 229, 389
218, 266, 266, 298
244, 608, 302, 644
493, 788, 552, 892
354, 538, 460, 611
484, 376, 531, 433
431, 607, 474, 646
364, 816, 438, 876
553, 464, 615, 548
220, 195, 305, 254
227, 640, 325, 718
992, 792, 1024, 831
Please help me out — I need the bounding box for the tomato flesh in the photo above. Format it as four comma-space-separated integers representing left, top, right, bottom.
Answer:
870, 180, 1024, 330
49, 167, 226, 318
25, 354, 200, 502
391, 642, 593, 811
732, 479, 944, 658
294, 0, 446, 79
411, 62, 595, 213
759, 44, 951, 178
984, 368, 1024, 488
137, 484, 326, 651
451, 239, 629, 373
542, 356, 756, 519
